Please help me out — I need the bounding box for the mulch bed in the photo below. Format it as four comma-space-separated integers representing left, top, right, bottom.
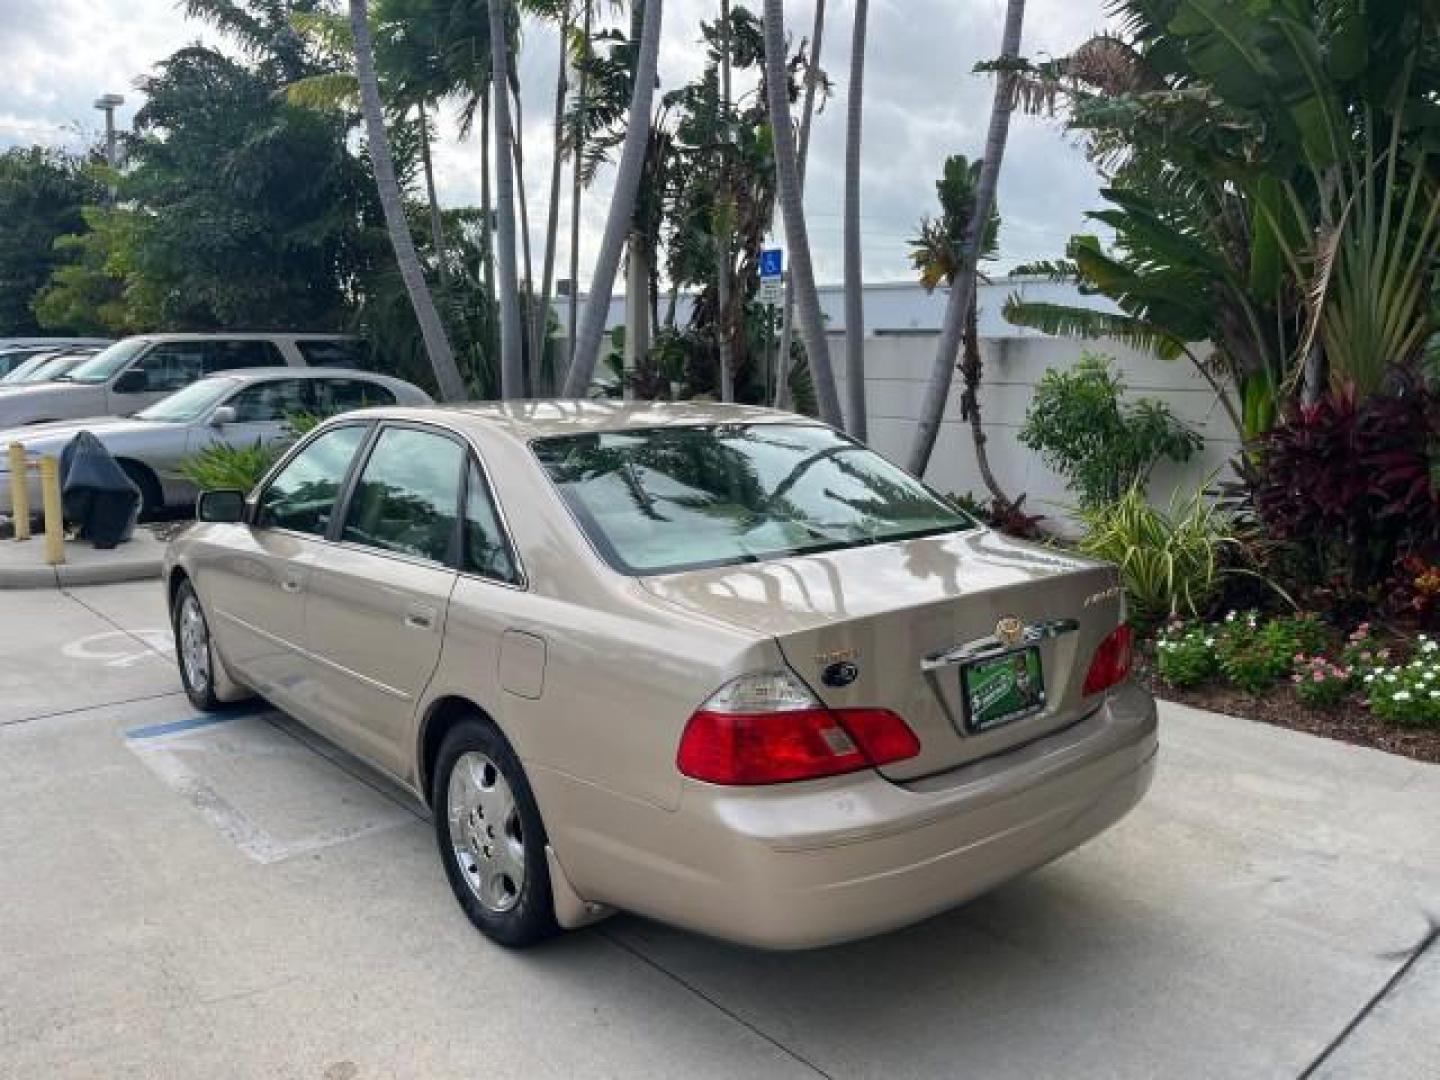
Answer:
1134, 654, 1440, 765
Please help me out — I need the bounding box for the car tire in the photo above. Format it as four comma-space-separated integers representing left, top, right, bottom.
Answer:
433, 717, 558, 948
118, 460, 162, 520
171, 579, 222, 712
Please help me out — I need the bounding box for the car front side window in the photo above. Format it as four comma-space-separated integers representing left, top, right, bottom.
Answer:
257, 425, 368, 536
340, 427, 464, 564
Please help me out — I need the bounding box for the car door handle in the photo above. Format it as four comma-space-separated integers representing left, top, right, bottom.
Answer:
405, 606, 437, 631
280, 577, 303, 595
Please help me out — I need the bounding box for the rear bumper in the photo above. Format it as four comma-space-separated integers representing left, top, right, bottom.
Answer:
538, 682, 1158, 949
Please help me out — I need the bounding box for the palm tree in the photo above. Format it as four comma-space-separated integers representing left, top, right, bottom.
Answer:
535, 0, 573, 395
715, 0, 735, 402
842, 0, 868, 440
415, 101, 449, 288
907, 0, 1025, 476
348, 0, 467, 401
566, 1, 594, 372
563, 0, 665, 396
910, 154, 1010, 504
773, 0, 826, 410
762, 0, 841, 428
487, 0, 525, 398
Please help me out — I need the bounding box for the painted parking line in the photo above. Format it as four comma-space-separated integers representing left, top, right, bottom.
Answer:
123, 704, 272, 741
123, 706, 416, 864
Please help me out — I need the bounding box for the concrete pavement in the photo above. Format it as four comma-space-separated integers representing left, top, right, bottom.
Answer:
1, 582, 1437, 1078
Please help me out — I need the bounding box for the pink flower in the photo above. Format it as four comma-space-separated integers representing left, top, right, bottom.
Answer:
1360, 651, 1372, 662
1292, 674, 1302, 683
1313, 671, 1325, 682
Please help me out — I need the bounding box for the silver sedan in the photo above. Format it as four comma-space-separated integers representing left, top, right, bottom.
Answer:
0, 367, 431, 517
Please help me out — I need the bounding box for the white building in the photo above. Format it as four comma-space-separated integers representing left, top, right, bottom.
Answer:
555, 278, 1238, 521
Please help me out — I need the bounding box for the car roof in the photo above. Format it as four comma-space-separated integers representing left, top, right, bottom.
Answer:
205, 366, 390, 382
346, 399, 817, 440
124, 332, 355, 343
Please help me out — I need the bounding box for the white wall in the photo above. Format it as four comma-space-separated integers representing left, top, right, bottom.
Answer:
833, 333, 1239, 525
555, 279, 1240, 523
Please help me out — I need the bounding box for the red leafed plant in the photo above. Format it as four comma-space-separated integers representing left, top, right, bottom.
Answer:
1251, 374, 1440, 606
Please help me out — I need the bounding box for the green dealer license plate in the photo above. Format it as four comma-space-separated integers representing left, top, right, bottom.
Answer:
960, 647, 1046, 734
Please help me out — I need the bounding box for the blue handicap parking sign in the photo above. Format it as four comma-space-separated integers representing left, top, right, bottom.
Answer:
760, 248, 784, 279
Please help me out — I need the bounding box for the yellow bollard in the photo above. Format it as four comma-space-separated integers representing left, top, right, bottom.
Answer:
39, 456, 64, 566
7, 442, 29, 541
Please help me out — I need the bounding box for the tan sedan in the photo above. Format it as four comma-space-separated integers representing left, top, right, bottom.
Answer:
164, 402, 1156, 949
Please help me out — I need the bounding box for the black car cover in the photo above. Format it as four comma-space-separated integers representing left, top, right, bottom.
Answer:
59, 431, 140, 549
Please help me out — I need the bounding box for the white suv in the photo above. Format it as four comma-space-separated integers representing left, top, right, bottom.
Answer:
0, 333, 366, 427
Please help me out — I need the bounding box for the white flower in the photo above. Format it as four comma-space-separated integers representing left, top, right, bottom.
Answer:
1365, 673, 1376, 683
1394, 690, 1412, 702
1386, 672, 1399, 682
1226, 611, 1237, 622
1204, 637, 1215, 647
1430, 690, 1439, 699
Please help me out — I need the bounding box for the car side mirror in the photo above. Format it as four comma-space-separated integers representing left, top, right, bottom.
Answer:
196, 489, 247, 524
112, 369, 147, 394
209, 405, 237, 427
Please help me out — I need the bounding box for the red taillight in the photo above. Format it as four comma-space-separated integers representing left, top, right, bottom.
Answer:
1083, 623, 1134, 695
676, 672, 920, 786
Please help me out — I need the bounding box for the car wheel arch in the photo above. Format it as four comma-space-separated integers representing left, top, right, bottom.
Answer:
167, 566, 191, 609
419, 695, 512, 808
116, 457, 163, 514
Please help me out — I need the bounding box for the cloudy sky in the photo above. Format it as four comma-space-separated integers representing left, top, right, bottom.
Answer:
0, 0, 1108, 286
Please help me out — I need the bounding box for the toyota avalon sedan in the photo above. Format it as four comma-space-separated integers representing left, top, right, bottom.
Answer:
164, 402, 1156, 950
0, 368, 429, 518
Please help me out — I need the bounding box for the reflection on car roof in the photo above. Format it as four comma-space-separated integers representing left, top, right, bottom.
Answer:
362, 400, 810, 440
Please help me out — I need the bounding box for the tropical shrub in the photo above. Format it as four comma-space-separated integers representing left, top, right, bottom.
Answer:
1078, 484, 1233, 622
1291, 656, 1353, 709
1341, 622, 1389, 671
1363, 637, 1440, 728
949, 491, 1047, 540
1213, 610, 1278, 692
1210, 610, 1324, 692
179, 440, 283, 494
1154, 620, 1217, 688
1251, 379, 1440, 604
1020, 355, 1205, 509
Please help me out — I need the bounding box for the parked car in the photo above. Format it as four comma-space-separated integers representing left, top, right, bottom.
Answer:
164, 401, 1157, 950
0, 368, 430, 518
0, 347, 103, 385
0, 338, 111, 378
0, 332, 365, 428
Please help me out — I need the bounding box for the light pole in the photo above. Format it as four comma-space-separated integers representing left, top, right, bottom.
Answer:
93, 93, 124, 202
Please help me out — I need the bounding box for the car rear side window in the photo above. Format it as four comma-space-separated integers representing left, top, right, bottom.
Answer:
312, 378, 396, 415
462, 460, 519, 584
204, 340, 285, 373
227, 379, 310, 423
257, 425, 367, 536
297, 340, 366, 368
341, 427, 464, 564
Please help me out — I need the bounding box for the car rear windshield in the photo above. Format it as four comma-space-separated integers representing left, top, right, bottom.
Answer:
533, 423, 974, 575
55, 338, 149, 383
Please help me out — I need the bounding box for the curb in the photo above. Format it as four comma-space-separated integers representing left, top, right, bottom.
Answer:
0, 529, 167, 590
0, 557, 164, 590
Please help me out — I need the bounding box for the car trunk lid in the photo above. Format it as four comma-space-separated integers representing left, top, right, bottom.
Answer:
639, 528, 1124, 781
